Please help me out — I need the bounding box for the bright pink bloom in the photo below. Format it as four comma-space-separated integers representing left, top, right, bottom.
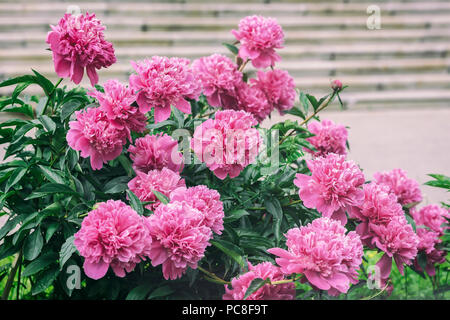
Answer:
46, 12, 116, 86
416, 228, 441, 255
294, 153, 365, 225
192, 54, 243, 109
74, 200, 152, 279
250, 69, 296, 113
268, 217, 363, 296
147, 202, 212, 280
373, 169, 422, 206
127, 168, 185, 211
305, 119, 348, 157
88, 79, 147, 138
192, 110, 261, 180
129, 56, 201, 123
128, 133, 184, 174
411, 204, 450, 235
232, 15, 284, 68
331, 80, 343, 91
236, 83, 273, 122
223, 262, 296, 300
66, 107, 126, 170
170, 185, 224, 235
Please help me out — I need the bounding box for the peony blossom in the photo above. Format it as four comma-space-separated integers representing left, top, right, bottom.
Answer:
250, 69, 296, 113
66, 107, 127, 170
373, 168, 422, 206
88, 79, 147, 139
304, 119, 348, 157
192, 54, 243, 109
268, 217, 363, 296
127, 168, 185, 211
170, 185, 224, 235
192, 110, 261, 180
147, 202, 212, 280
294, 153, 365, 225
128, 133, 184, 174
74, 200, 152, 279
411, 204, 450, 235
236, 83, 273, 122
232, 15, 284, 69
129, 56, 201, 123
46, 12, 116, 86
223, 262, 296, 300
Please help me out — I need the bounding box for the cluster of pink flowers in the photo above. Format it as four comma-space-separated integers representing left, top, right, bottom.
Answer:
411, 204, 450, 235
74, 200, 152, 279
192, 110, 261, 180
129, 56, 201, 123
223, 262, 296, 300
232, 15, 284, 69
128, 133, 184, 174
268, 217, 363, 296
373, 169, 422, 206
47, 12, 116, 86
304, 119, 348, 157
294, 153, 365, 225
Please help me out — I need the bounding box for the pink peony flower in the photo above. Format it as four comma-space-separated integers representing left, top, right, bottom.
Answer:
331, 79, 343, 91
127, 168, 185, 211
129, 56, 201, 123
294, 153, 365, 225
236, 83, 273, 122
250, 69, 296, 113
223, 262, 296, 300
170, 185, 224, 235
304, 119, 348, 157
192, 54, 243, 109
416, 228, 441, 255
147, 202, 212, 280
128, 133, 184, 174
74, 200, 152, 279
411, 204, 450, 235
66, 107, 127, 170
192, 110, 261, 180
373, 169, 422, 206
232, 15, 284, 69
88, 79, 147, 139
268, 217, 363, 296
46, 12, 116, 86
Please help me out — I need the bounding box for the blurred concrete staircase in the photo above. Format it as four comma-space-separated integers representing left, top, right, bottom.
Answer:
0, 0, 449, 110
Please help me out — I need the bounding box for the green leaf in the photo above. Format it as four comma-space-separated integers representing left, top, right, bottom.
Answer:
11, 122, 36, 145
148, 285, 175, 300
38, 165, 65, 184
59, 235, 77, 269
127, 190, 144, 215
224, 209, 249, 223
264, 197, 283, 220
152, 190, 169, 205
32, 267, 59, 295
60, 100, 82, 121
243, 278, 270, 300
22, 251, 58, 277
45, 222, 59, 243
171, 106, 185, 128
38, 115, 56, 133
306, 94, 319, 110
4, 167, 27, 193
31, 69, 54, 96
24, 227, 44, 261
147, 120, 177, 130
103, 176, 131, 194
0, 215, 23, 240
211, 239, 245, 268
0, 75, 36, 88
126, 284, 152, 300
117, 154, 133, 177
25, 183, 78, 200
222, 42, 239, 55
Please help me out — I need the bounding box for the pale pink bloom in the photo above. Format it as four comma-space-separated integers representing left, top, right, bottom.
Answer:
268, 217, 363, 296
223, 262, 296, 300
294, 153, 365, 225
192, 110, 261, 180
88, 79, 146, 139
46, 12, 116, 86
74, 200, 152, 279
147, 202, 212, 280
129, 56, 201, 123
66, 107, 126, 170
236, 83, 273, 122
411, 204, 450, 235
128, 133, 184, 174
331, 79, 343, 91
373, 169, 422, 206
170, 185, 224, 235
305, 119, 348, 157
192, 54, 243, 109
232, 15, 284, 68
372, 215, 419, 280
250, 69, 296, 113
127, 168, 185, 211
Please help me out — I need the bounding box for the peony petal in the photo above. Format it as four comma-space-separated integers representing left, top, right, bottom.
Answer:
175, 98, 191, 114
83, 260, 109, 280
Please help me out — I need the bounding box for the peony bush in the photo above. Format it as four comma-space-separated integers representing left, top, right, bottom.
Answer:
0, 13, 448, 300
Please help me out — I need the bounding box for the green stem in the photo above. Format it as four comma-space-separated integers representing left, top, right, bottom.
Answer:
1, 250, 22, 300
197, 266, 230, 285
238, 59, 250, 73
42, 78, 63, 116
